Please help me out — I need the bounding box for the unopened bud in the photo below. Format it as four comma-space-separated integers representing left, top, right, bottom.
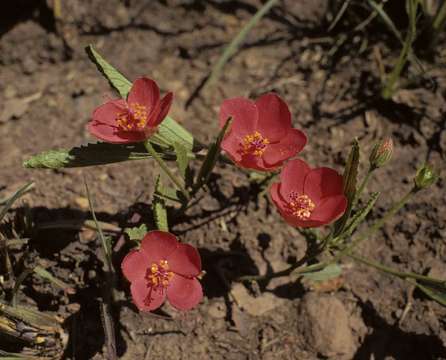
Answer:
414, 164, 439, 190
369, 137, 393, 169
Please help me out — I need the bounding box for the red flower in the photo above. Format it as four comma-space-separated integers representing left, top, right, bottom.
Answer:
88, 77, 173, 144
121, 231, 203, 311
270, 159, 347, 228
219, 93, 307, 171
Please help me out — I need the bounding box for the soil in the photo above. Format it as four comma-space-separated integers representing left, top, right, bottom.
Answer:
1, 0, 446, 359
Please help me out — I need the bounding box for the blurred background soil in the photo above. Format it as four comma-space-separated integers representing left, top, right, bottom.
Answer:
0, 0, 445, 359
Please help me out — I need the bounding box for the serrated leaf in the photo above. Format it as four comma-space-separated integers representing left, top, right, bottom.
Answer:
125, 224, 148, 241
157, 116, 195, 152
85, 45, 132, 98
23, 142, 171, 169
154, 184, 182, 203
300, 264, 342, 282
342, 192, 380, 238
153, 176, 169, 231
173, 141, 190, 180
194, 117, 232, 191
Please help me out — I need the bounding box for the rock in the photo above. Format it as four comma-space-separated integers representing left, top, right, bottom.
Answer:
231, 283, 284, 317
207, 301, 226, 319
298, 293, 356, 359
282, 0, 329, 23
74, 196, 89, 210
0, 98, 29, 123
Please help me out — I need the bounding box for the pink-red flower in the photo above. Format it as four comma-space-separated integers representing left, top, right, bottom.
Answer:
88, 77, 173, 144
219, 93, 307, 171
270, 159, 347, 228
121, 231, 203, 312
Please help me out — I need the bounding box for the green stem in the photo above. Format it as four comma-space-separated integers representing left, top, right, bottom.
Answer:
353, 167, 374, 206
144, 140, 190, 201
348, 252, 443, 284
340, 186, 416, 256
237, 259, 327, 282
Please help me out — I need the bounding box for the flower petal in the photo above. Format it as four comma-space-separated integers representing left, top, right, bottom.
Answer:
263, 129, 307, 167
239, 154, 270, 171
270, 182, 287, 207
153, 92, 173, 127
221, 131, 243, 163
141, 231, 179, 264
310, 195, 347, 224
92, 99, 127, 126
131, 278, 165, 311
220, 97, 258, 135
167, 243, 201, 277
255, 93, 291, 142
128, 77, 160, 114
167, 275, 203, 311
279, 158, 311, 200
121, 250, 148, 283
304, 167, 344, 202
88, 121, 134, 144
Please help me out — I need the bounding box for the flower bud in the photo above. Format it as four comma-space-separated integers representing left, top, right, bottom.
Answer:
414, 164, 439, 190
369, 137, 393, 169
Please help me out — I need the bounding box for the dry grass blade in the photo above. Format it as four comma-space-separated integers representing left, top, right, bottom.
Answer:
0, 302, 66, 358
33, 266, 75, 295
0, 183, 34, 222
205, 0, 279, 87
328, 0, 353, 31
84, 180, 117, 360
381, 0, 419, 98
100, 301, 117, 360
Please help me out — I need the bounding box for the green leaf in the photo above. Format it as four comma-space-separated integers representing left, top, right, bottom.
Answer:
154, 182, 182, 203
343, 139, 360, 204
157, 116, 195, 152
85, 45, 132, 98
194, 117, 232, 191
334, 139, 360, 235
153, 176, 169, 231
414, 280, 446, 307
125, 224, 148, 241
342, 192, 380, 238
173, 141, 190, 181
23, 142, 170, 169
300, 264, 343, 282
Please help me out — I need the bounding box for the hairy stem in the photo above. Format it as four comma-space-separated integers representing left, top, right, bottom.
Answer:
144, 140, 190, 201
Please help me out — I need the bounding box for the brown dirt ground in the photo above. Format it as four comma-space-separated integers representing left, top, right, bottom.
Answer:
1, 0, 446, 359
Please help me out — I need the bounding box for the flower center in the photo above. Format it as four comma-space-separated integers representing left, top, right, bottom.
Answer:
287, 192, 315, 220
241, 131, 270, 156
116, 102, 148, 131
145, 259, 174, 290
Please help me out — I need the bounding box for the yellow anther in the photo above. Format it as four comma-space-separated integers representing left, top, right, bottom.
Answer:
241, 131, 269, 157
288, 194, 315, 220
